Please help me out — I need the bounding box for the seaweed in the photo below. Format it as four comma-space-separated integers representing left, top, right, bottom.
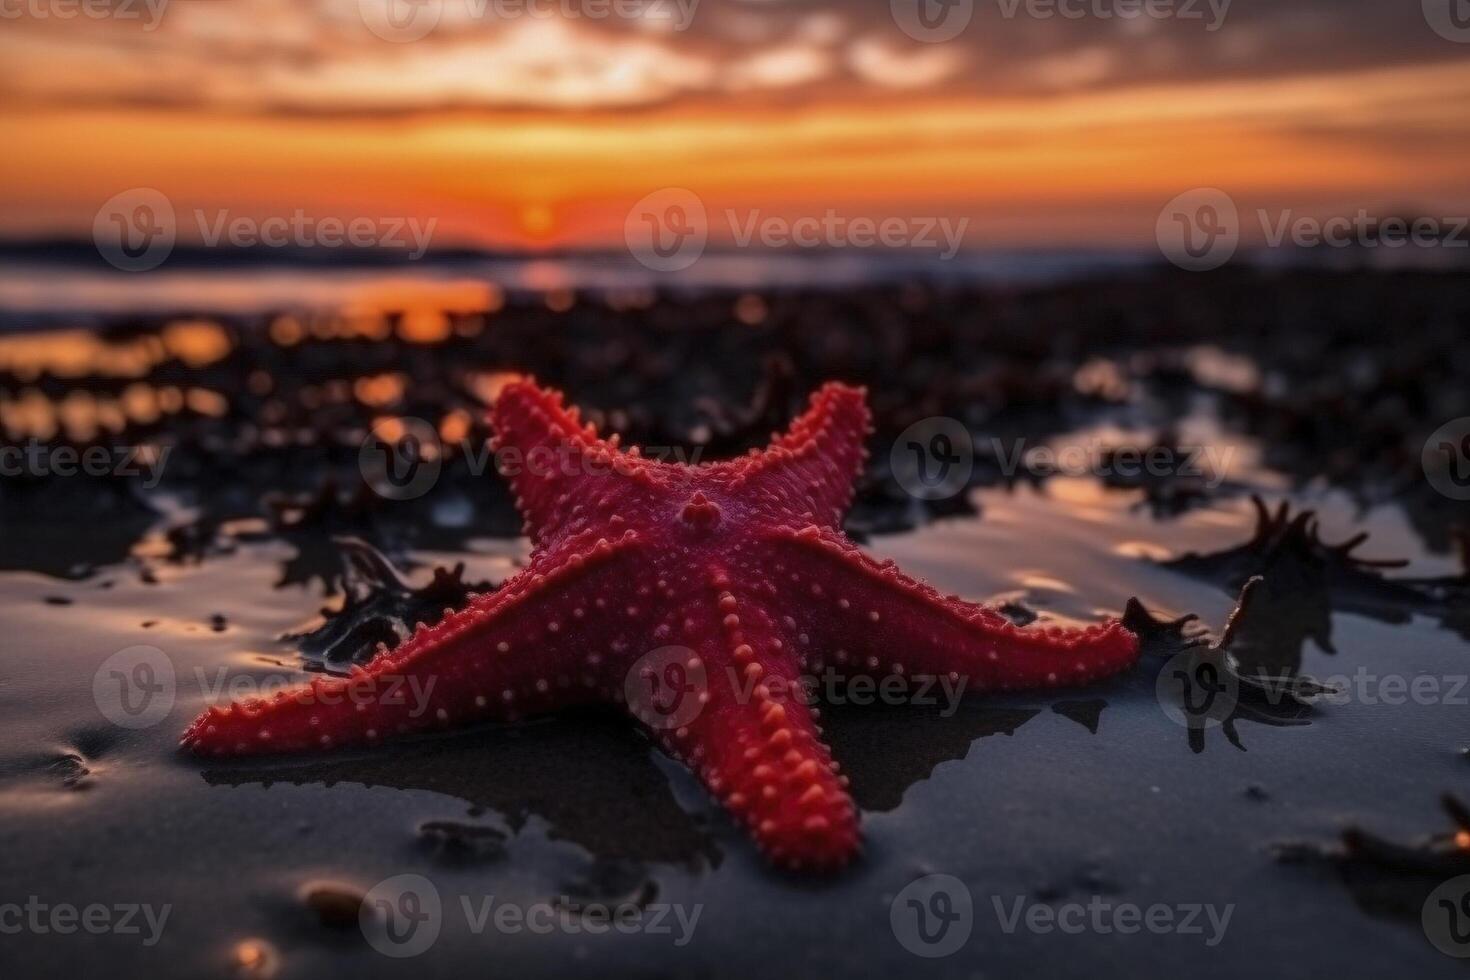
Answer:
1130, 577, 1334, 753
1275, 794, 1470, 923
282, 537, 491, 668
1163, 495, 1470, 649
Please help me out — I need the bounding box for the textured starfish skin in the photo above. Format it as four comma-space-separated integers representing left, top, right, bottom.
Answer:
183, 380, 1140, 869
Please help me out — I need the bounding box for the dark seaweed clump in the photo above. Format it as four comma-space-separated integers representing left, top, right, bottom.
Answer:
1128, 578, 1332, 753
1165, 495, 1470, 652
283, 537, 492, 669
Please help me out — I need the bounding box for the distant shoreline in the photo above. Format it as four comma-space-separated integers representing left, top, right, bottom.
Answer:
1, 245, 1465, 329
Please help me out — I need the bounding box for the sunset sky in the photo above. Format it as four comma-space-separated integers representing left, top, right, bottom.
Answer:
1, 0, 1468, 250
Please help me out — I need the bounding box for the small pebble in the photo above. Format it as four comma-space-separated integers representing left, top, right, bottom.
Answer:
299, 881, 365, 931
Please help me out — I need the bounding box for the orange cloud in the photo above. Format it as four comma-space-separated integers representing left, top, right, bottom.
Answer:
1, 4, 1467, 251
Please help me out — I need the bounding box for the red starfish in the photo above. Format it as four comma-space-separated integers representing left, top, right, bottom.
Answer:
183, 380, 1139, 869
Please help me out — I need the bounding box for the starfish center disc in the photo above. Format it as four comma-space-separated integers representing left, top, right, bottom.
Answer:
680, 491, 722, 530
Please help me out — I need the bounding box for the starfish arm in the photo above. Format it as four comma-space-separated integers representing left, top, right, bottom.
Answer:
181, 530, 650, 756
730, 383, 872, 528
759, 525, 1140, 691
490, 378, 658, 545
627, 583, 860, 869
